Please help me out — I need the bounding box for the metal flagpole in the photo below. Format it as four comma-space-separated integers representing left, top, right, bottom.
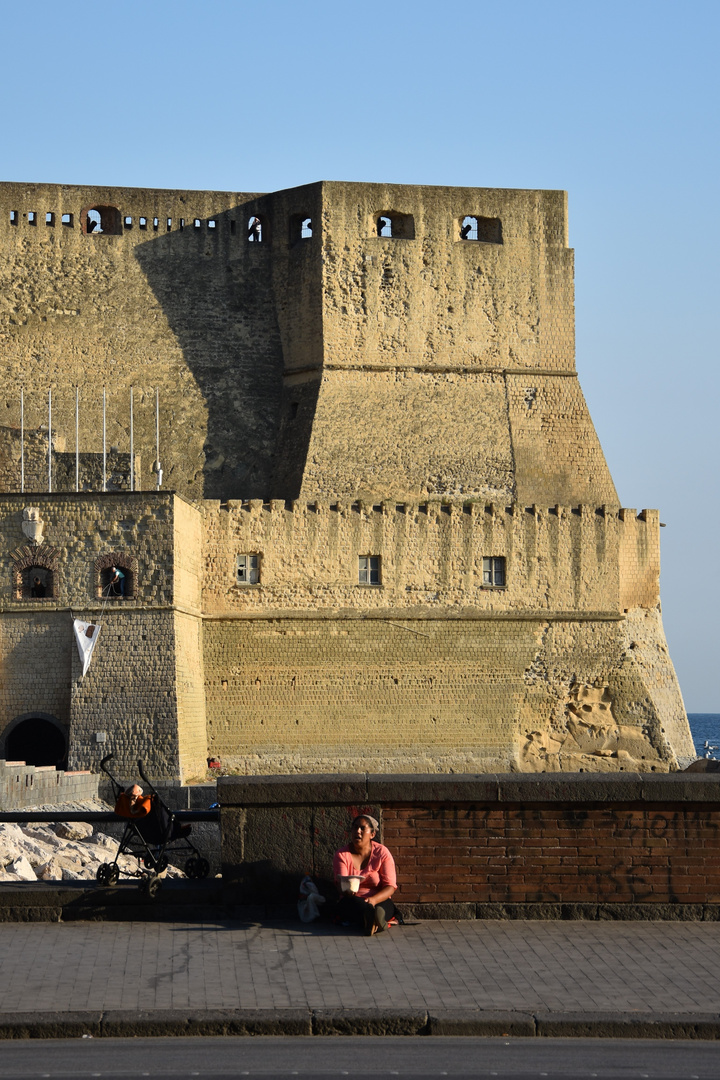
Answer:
155, 387, 162, 490
102, 387, 106, 493
20, 388, 24, 494
75, 386, 79, 493
130, 387, 134, 492
48, 388, 52, 493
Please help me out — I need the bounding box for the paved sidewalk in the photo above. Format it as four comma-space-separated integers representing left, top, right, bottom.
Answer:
1, 918, 720, 1038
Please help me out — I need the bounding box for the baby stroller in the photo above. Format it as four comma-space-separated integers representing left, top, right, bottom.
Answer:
96, 754, 210, 896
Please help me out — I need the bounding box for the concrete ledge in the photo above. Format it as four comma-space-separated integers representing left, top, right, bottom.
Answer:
2, 1008, 720, 1039
0, 1012, 103, 1039
101, 1008, 312, 1037
367, 775, 500, 803
0, 880, 224, 923
534, 1010, 720, 1039
217, 772, 720, 807
219, 774, 367, 806
428, 1010, 535, 1036
2, 887, 720, 924
312, 1009, 428, 1036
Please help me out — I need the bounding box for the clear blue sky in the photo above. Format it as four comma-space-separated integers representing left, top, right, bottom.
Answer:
2, 0, 718, 709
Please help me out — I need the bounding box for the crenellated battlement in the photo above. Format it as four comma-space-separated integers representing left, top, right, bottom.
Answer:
200, 498, 660, 616
206, 497, 656, 522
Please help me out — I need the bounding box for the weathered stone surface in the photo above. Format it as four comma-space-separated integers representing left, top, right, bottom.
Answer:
0, 180, 694, 779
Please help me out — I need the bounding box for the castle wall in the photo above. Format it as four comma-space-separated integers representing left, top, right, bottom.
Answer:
0, 612, 73, 744
275, 182, 617, 507
68, 609, 181, 779
172, 497, 207, 778
199, 499, 694, 773
0, 182, 282, 500
320, 184, 574, 372
200, 499, 631, 615
0, 492, 207, 781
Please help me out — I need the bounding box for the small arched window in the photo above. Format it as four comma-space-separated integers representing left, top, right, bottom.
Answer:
374, 212, 414, 240
81, 205, 122, 236
247, 215, 265, 243
458, 215, 502, 244
94, 552, 138, 600
290, 214, 313, 245
11, 544, 59, 600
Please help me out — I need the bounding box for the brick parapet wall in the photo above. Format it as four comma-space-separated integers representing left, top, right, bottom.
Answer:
218, 774, 720, 912
0, 759, 98, 810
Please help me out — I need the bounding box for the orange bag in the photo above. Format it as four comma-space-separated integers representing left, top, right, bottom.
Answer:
114, 791, 152, 819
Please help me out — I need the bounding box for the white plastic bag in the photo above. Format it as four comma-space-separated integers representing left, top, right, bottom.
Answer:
298, 875, 326, 922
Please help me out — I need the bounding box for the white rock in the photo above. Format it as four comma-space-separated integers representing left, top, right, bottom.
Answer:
54, 821, 94, 841
20, 825, 67, 850
8, 856, 37, 881
60, 867, 87, 881
37, 858, 66, 881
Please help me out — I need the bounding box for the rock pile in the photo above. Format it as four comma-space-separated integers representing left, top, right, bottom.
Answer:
0, 801, 184, 882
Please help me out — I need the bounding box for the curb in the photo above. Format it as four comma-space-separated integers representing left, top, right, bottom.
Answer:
1, 1009, 720, 1040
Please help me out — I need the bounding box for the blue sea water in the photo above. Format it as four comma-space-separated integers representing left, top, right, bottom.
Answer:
688, 714, 720, 759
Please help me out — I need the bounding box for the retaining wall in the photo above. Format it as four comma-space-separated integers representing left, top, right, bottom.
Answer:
218, 773, 720, 917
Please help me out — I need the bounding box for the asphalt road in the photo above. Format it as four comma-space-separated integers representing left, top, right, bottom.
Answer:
1, 1037, 720, 1080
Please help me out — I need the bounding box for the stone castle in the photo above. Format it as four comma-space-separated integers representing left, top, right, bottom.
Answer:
0, 180, 695, 780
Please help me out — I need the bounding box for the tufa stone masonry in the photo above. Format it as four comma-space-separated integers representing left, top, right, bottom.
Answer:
0, 180, 694, 781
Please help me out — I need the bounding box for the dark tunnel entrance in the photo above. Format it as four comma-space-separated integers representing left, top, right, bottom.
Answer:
5, 717, 67, 768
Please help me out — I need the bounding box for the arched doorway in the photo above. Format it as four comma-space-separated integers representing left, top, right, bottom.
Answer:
5, 716, 67, 768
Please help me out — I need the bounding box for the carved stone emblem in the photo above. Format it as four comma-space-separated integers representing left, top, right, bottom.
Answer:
21, 507, 44, 545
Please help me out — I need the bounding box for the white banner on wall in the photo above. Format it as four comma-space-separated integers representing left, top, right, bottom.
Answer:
73, 619, 101, 678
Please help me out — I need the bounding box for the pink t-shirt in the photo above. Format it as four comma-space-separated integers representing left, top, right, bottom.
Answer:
333, 841, 397, 898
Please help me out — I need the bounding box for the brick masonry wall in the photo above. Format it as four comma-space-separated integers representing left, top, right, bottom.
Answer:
0, 492, 175, 609
219, 774, 720, 912
383, 803, 720, 905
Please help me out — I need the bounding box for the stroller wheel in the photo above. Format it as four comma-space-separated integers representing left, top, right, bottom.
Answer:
96, 862, 119, 886
142, 854, 168, 873
185, 856, 210, 880
140, 874, 161, 899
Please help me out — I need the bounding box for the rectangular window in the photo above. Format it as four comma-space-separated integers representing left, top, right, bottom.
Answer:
28, 212, 37, 226
124, 216, 133, 228
139, 217, 147, 229
62, 213, 73, 227
236, 553, 259, 585
358, 555, 380, 585
45, 212, 55, 226
482, 556, 506, 587
10, 211, 18, 225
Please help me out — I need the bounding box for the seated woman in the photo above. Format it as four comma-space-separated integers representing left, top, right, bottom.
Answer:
333, 814, 396, 936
